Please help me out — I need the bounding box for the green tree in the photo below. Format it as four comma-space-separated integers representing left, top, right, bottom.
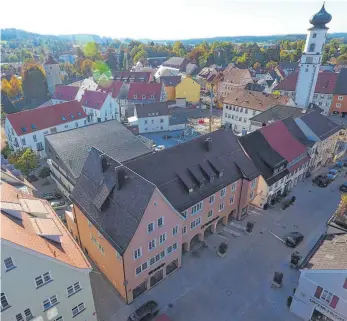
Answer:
133, 49, 148, 63
38, 166, 51, 181
9, 75, 22, 98
1, 78, 12, 97
172, 41, 186, 57
8, 148, 39, 176
266, 60, 278, 69
21, 62, 48, 102
337, 54, 347, 65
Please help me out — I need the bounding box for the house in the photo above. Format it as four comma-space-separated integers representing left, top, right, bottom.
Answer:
5, 101, 88, 157
162, 57, 189, 71
275, 71, 338, 115
129, 102, 170, 134
330, 68, 347, 116
277, 62, 298, 77
160, 76, 182, 101
290, 227, 347, 321
1, 166, 36, 195
45, 120, 152, 198
80, 90, 120, 123
127, 83, 166, 104
52, 85, 80, 104
154, 57, 191, 80
1, 182, 97, 321
114, 71, 152, 83
216, 66, 254, 101
222, 88, 292, 134
249, 105, 310, 132
175, 77, 201, 104
69, 130, 260, 303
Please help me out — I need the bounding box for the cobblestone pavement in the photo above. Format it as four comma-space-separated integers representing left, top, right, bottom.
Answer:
96, 169, 343, 321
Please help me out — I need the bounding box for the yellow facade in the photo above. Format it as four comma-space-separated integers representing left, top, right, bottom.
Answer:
164, 86, 176, 101
175, 77, 200, 103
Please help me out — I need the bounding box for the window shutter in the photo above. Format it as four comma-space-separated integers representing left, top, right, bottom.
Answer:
343, 278, 347, 289
314, 286, 323, 299
330, 295, 339, 309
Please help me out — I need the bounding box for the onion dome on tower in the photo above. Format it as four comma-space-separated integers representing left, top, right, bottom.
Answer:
309, 3, 332, 28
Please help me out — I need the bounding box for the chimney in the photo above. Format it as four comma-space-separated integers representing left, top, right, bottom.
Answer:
204, 137, 212, 152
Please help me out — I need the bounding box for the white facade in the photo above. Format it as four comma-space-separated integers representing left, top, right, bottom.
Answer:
295, 27, 328, 108
291, 270, 347, 321
1, 241, 97, 321
82, 95, 120, 123
222, 104, 262, 134
4, 117, 88, 158
137, 114, 169, 134
44, 63, 63, 95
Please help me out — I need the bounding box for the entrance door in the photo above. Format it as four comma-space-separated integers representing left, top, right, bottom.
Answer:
133, 281, 147, 300
166, 259, 178, 275
150, 269, 163, 287
310, 309, 333, 321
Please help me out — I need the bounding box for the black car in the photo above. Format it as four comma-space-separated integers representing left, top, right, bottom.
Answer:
317, 176, 331, 187
340, 183, 347, 192
41, 192, 63, 200
312, 175, 323, 184
128, 301, 159, 321
285, 232, 304, 248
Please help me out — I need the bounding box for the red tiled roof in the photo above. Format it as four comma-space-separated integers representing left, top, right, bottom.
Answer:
44, 56, 59, 65
80, 90, 109, 109
128, 82, 162, 101
260, 121, 307, 162
98, 80, 124, 98
7, 101, 87, 136
1, 182, 91, 269
52, 85, 79, 101
275, 71, 338, 94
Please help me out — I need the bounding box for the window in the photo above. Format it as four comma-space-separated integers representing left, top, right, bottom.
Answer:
173, 243, 178, 251
219, 203, 225, 212
245, 109, 248, 114
208, 209, 213, 217
182, 225, 187, 234
167, 245, 173, 254
157, 217, 164, 228
142, 94, 146, 99
148, 239, 156, 251
36, 142, 44, 151
231, 182, 237, 192
190, 220, 196, 229
70, 114, 75, 119
312, 33, 317, 38
321, 290, 333, 303
147, 222, 154, 233
33, 134, 37, 142
172, 225, 179, 236
35, 272, 52, 288
16, 314, 24, 321
155, 254, 160, 262
54, 317, 63, 321
1, 293, 10, 311
24, 308, 33, 321
72, 303, 85, 317
181, 210, 187, 219
4, 257, 15, 271
135, 266, 141, 275
338, 96, 343, 101
191, 201, 203, 215
305, 68, 309, 72
196, 217, 201, 226
42, 295, 58, 311
250, 191, 255, 200
77, 112, 82, 116
336, 103, 342, 108
150, 257, 155, 266
159, 233, 167, 244
133, 248, 142, 260
21, 127, 27, 132
151, 119, 154, 124
67, 282, 81, 297
160, 118, 164, 123
142, 262, 148, 271
225, 113, 228, 118
220, 188, 226, 198
209, 195, 215, 204
251, 178, 257, 189
21, 138, 26, 146
160, 250, 165, 258
230, 196, 234, 204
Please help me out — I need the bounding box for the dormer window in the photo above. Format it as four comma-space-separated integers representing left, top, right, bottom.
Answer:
133, 94, 138, 99
31, 124, 36, 129
142, 94, 146, 99
77, 112, 82, 116
21, 127, 27, 133
150, 95, 155, 99
70, 114, 75, 119
61, 116, 66, 121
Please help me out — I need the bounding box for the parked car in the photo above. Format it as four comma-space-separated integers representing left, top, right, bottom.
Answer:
27, 175, 38, 182
42, 192, 63, 200
50, 200, 65, 208
127, 301, 159, 321
340, 183, 347, 192
154, 145, 165, 152
285, 232, 304, 248
312, 175, 323, 184
327, 169, 339, 180
317, 176, 331, 187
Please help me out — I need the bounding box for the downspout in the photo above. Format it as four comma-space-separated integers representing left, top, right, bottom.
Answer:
236, 178, 245, 220
122, 256, 129, 304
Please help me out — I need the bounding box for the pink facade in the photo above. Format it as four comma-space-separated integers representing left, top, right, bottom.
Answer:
123, 189, 182, 302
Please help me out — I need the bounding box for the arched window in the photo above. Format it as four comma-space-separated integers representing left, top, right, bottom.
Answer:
309, 43, 316, 53
312, 33, 317, 39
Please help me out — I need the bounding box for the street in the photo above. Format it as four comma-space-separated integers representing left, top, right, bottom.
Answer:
103, 170, 342, 321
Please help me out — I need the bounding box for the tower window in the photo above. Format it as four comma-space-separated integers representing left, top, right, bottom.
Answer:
309, 43, 316, 53
312, 33, 317, 38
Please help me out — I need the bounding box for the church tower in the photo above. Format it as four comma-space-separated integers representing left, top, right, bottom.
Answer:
44, 54, 62, 95
295, 3, 332, 108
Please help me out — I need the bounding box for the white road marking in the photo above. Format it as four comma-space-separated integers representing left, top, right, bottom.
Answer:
265, 229, 286, 243
223, 228, 241, 237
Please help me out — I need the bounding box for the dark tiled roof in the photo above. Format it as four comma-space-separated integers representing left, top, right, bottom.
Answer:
114, 71, 151, 83
162, 57, 189, 70
250, 105, 307, 125
71, 148, 155, 254
45, 120, 152, 179
282, 117, 314, 147
278, 62, 298, 70
239, 131, 288, 185
125, 130, 260, 212
160, 76, 182, 87
299, 110, 342, 141
245, 83, 264, 92
334, 68, 347, 95
135, 102, 170, 118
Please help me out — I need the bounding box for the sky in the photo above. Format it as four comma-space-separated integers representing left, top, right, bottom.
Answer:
1, 0, 346, 40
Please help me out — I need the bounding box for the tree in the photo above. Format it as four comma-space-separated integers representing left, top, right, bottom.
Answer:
81, 59, 93, 76
21, 62, 48, 102
1, 78, 12, 97
8, 148, 39, 176
337, 54, 347, 65
9, 76, 22, 98
38, 166, 51, 181
253, 62, 261, 69
172, 41, 186, 57
266, 60, 278, 69
133, 49, 148, 63
83, 42, 102, 60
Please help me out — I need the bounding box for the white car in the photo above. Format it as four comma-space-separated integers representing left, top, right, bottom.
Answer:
154, 145, 165, 152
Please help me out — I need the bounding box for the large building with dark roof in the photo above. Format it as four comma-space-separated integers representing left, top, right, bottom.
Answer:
68, 129, 261, 303
330, 68, 347, 115
45, 120, 152, 198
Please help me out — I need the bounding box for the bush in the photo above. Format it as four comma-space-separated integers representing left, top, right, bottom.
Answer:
39, 166, 50, 179
2, 143, 12, 159
218, 242, 228, 254
287, 296, 293, 308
